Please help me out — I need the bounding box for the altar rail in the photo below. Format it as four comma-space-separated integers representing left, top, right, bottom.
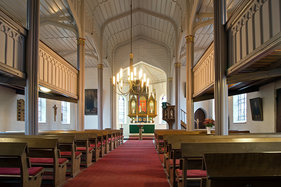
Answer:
193, 43, 214, 97
227, 0, 281, 74
39, 42, 78, 99
0, 11, 26, 78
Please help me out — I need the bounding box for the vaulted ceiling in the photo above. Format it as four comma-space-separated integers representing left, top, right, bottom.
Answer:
0, 0, 243, 71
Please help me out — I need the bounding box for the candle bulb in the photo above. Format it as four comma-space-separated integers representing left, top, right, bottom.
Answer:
113, 76, 115, 85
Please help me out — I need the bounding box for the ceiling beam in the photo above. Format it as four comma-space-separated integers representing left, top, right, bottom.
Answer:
105, 24, 175, 52
112, 35, 171, 59
59, 50, 98, 60
227, 68, 281, 84
101, 8, 178, 40
40, 19, 77, 34
193, 19, 214, 34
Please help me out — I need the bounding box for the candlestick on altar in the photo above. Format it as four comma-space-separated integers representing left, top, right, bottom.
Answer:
147, 115, 148, 123
136, 115, 138, 123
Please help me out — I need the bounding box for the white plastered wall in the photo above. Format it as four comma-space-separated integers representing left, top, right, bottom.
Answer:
113, 39, 170, 75
0, 85, 77, 132
84, 67, 111, 129
193, 80, 281, 133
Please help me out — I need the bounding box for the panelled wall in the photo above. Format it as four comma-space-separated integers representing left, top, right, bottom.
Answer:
193, 43, 214, 97
227, 0, 281, 74
0, 11, 25, 78
39, 42, 78, 99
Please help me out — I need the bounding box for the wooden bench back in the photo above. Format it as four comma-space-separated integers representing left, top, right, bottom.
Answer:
0, 137, 59, 163
204, 153, 281, 178
0, 142, 30, 186
166, 134, 281, 150
181, 141, 281, 158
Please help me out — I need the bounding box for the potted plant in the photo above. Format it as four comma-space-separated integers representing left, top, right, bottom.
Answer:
203, 118, 215, 134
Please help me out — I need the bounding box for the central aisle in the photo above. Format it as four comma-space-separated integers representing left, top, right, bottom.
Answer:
64, 140, 170, 187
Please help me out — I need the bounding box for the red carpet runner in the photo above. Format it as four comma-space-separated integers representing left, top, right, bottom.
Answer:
64, 140, 169, 187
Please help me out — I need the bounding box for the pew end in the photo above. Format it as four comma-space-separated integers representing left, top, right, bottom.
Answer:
0, 142, 44, 187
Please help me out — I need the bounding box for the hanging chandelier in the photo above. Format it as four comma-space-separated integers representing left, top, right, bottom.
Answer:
112, 0, 149, 96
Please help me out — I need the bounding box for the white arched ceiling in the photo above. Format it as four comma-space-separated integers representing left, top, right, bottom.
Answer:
179, 0, 243, 66
113, 38, 170, 76
0, 0, 244, 69
85, 0, 186, 66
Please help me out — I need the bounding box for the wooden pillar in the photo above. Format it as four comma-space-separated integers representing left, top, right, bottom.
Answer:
77, 37, 85, 131
98, 64, 103, 129
25, 0, 40, 135
174, 62, 181, 129
186, 35, 194, 131
110, 78, 113, 129
214, 0, 228, 135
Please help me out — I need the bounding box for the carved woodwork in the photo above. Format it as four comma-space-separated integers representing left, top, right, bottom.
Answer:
162, 102, 175, 129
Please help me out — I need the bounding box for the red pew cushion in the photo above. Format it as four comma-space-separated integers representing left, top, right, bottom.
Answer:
0, 167, 44, 176
169, 159, 180, 166
159, 154, 164, 163
176, 169, 207, 178
60, 151, 82, 158
30, 158, 68, 165
76, 147, 93, 152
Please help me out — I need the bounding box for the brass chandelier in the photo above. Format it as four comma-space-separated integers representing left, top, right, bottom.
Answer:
112, 0, 149, 96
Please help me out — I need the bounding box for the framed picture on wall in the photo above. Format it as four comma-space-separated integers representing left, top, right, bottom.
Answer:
85, 89, 98, 115
250, 97, 263, 121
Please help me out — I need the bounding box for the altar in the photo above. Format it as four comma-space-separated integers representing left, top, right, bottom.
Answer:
129, 123, 155, 133
129, 123, 155, 140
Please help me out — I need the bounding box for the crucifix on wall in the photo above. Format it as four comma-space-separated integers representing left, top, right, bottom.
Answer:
53, 105, 57, 121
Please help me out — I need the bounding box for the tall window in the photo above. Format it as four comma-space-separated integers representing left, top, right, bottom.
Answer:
38, 98, 46, 123
61, 101, 70, 124
233, 94, 247, 123
118, 96, 126, 124
159, 95, 167, 124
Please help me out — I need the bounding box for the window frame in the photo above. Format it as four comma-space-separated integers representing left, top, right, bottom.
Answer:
38, 98, 46, 123
118, 96, 126, 124
233, 94, 247, 123
61, 101, 71, 125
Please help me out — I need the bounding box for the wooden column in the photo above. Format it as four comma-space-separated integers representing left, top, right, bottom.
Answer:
174, 62, 181, 129
25, 0, 40, 135
214, 0, 228, 135
98, 63, 103, 130
77, 37, 85, 131
186, 35, 194, 131
110, 78, 113, 129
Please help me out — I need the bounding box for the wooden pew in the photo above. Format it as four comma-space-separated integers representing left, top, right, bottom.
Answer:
179, 138, 281, 187
2, 133, 81, 178
0, 137, 68, 187
43, 134, 82, 177
85, 130, 108, 156
154, 130, 201, 153
204, 152, 281, 187
0, 142, 44, 187
40, 131, 94, 168
164, 134, 281, 186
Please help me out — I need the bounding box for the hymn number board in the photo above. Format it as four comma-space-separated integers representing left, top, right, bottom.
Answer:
17, 99, 25, 121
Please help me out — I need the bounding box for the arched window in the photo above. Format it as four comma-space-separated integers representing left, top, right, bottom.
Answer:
159, 95, 167, 124
118, 96, 126, 124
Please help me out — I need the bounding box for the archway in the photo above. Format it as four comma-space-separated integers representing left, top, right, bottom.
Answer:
194, 108, 206, 129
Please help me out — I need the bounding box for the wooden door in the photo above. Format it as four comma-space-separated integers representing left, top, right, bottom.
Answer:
276, 89, 281, 132
194, 108, 206, 129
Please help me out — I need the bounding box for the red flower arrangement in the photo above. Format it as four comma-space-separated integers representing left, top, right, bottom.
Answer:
203, 118, 215, 127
